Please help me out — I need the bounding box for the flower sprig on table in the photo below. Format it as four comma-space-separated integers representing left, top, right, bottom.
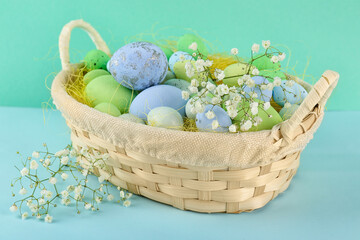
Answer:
9, 144, 132, 223
183, 40, 296, 132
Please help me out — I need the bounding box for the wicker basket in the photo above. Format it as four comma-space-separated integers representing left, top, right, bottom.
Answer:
51, 20, 339, 213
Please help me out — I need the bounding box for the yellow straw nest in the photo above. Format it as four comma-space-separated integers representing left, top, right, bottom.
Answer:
64, 66, 91, 107
207, 54, 239, 79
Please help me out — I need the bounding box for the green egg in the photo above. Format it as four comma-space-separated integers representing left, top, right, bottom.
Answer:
84, 49, 110, 70
83, 69, 110, 85
173, 60, 208, 83
94, 102, 121, 117
177, 34, 208, 57
163, 78, 190, 91
223, 63, 254, 87
162, 70, 176, 83
250, 55, 281, 71
259, 70, 286, 82
233, 99, 283, 131
160, 46, 173, 60
85, 75, 137, 113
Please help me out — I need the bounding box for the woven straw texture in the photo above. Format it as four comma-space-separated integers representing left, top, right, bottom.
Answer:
51, 20, 339, 213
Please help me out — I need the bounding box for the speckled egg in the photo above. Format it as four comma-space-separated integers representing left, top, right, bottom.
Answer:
168, 51, 193, 72
107, 42, 168, 91
173, 60, 208, 83
273, 80, 308, 107
94, 102, 121, 117
196, 105, 232, 132
163, 78, 190, 91
119, 113, 145, 124
177, 34, 208, 57
83, 69, 110, 85
147, 107, 184, 130
84, 49, 110, 70
223, 63, 254, 86
279, 104, 300, 120
243, 76, 272, 102
251, 55, 281, 71
129, 85, 187, 120
85, 75, 137, 113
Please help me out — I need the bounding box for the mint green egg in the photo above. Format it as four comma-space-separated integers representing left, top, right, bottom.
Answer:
162, 71, 176, 83
83, 69, 110, 85
279, 104, 300, 120
173, 60, 208, 83
163, 79, 190, 91
147, 107, 184, 130
85, 75, 137, 113
250, 55, 281, 71
177, 34, 208, 57
119, 113, 145, 124
259, 70, 286, 82
84, 49, 110, 70
160, 46, 173, 60
233, 99, 283, 131
94, 102, 121, 117
223, 63, 254, 86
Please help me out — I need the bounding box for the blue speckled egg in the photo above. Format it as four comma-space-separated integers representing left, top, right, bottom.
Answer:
129, 85, 187, 120
163, 78, 190, 91
107, 42, 168, 91
196, 105, 232, 132
243, 76, 272, 102
168, 51, 193, 72
279, 104, 300, 120
273, 81, 308, 107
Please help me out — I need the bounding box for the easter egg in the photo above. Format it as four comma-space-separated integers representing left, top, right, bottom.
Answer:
173, 60, 208, 83
185, 93, 214, 119
196, 105, 232, 133
279, 104, 300, 120
85, 75, 137, 113
160, 46, 173, 60
233, 99, 283, 131
94, 102, 121, 117
119, 113, 145, 124
177, 34, 208, 57
223, 63, 254, 86
163, 79, 190, 91
162, 70, 176, 83
273, 80, 308, 107
84, 49, 110, 70
147, 107, 184, 130
129, 85, 187, 120
251, 55, 281, 71
107, 42, 168, 91
168, 51, 193, 72
259, 69, 286, 82
83, 69, 110, 85
243, 76, 272, 102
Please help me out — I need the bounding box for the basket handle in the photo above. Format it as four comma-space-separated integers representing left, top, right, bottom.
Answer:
59, 19, 111, 70
280, 70, 339, 142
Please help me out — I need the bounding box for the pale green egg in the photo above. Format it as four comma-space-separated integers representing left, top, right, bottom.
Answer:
223, 63, 254, 86
147, 107, 184, 130
83, 69, 110, 85
94, 102, 121, 117
119, 113, 145, 124
162, 70, 176, 83
173, 60, 208, 83
279, 104, 300, 120
163, 78, 190, 91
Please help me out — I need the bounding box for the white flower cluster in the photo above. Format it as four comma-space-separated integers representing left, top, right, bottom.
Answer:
10, 144, 132, 223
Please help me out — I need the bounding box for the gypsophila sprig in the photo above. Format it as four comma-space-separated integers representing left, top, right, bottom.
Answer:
10, 144, 132, 223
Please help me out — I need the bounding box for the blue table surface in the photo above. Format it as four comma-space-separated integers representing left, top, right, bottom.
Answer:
0, 107, 359, 240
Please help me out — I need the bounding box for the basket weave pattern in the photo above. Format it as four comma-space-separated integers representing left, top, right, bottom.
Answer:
52, 20, 339, 213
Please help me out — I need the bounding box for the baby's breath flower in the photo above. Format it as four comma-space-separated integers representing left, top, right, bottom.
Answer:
67, 185, 75, 192
252, 68, 259, 76
263, 102, 271, 110
19, 187, 27, 195
120, 190, 125, 198
45, 190, 53, 200
39, 198, 46, 205
191, 79, 199, 87
200, 81, 207, 87
61, 198, 71, 206
284, 102, 292, 108
266, 82, 274, 91
205, 110, 215, 120
61, 190, 69, 198
74, 186, 82, 194
49, 177, 57, 185
32, 151, 40, 158
84, 203, 91, 210
204, 60, 213, 67
262, 40, 270, 49
206, 82, 216, 91
216, 84, 229, 96
126, 193, 133, 199
81, 169, 88, 176
123, 200, 131, 207
237, 77, 244, 86
188, 86, 198, 94
22, 212, 29, 220
20, 167, 29, 176
95, 197, 102, 203
107, 194, 114, 201
9, 204, 18, 212
214, 69, 225, 81
241, 120, 252, 131
60, 156, 69, 165
278, 53, 286, 61
229, 124, 237, 133
212, 120, 219, 130
188, 42, 198, 51
70, 149, 77, 157
251, 43, 260, 53
185, 62, 195, 78
230, 48, 239, 55
194, 101, 205, 113
211, 96, 221, 105
245, 78, 255, 88
61, 173, 68, 180
254, 116, 263, 125
55, 149, 69, 157
273, 77, 282, 87
30, 160, 39, 170
44, 214, 53, 223
43, 158, 50, 167
98, 176, 105, 183
271, 55, 279, 63
285, 80, 295, 87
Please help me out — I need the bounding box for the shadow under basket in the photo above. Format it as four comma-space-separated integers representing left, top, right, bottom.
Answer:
51, 19, 339, 213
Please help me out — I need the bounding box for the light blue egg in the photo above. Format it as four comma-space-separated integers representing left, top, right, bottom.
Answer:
243, 76, 272, 102
163, 78, 190, 91
129, 85, 187, 120
107, 42, 168, 91
279, 104, 300, 120
168, 51, 193, 72
147, 107, 184, 130
273, 80, 308, 107
119, 113, 145, 124
196, 105, 232, 132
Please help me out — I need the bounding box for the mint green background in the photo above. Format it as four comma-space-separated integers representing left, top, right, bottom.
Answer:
0, 0, 359, 110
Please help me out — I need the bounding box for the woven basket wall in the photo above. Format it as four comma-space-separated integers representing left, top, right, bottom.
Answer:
51, 20, 339, 213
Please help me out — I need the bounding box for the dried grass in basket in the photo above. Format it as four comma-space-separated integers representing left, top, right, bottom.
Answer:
51, 20, 339, 213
